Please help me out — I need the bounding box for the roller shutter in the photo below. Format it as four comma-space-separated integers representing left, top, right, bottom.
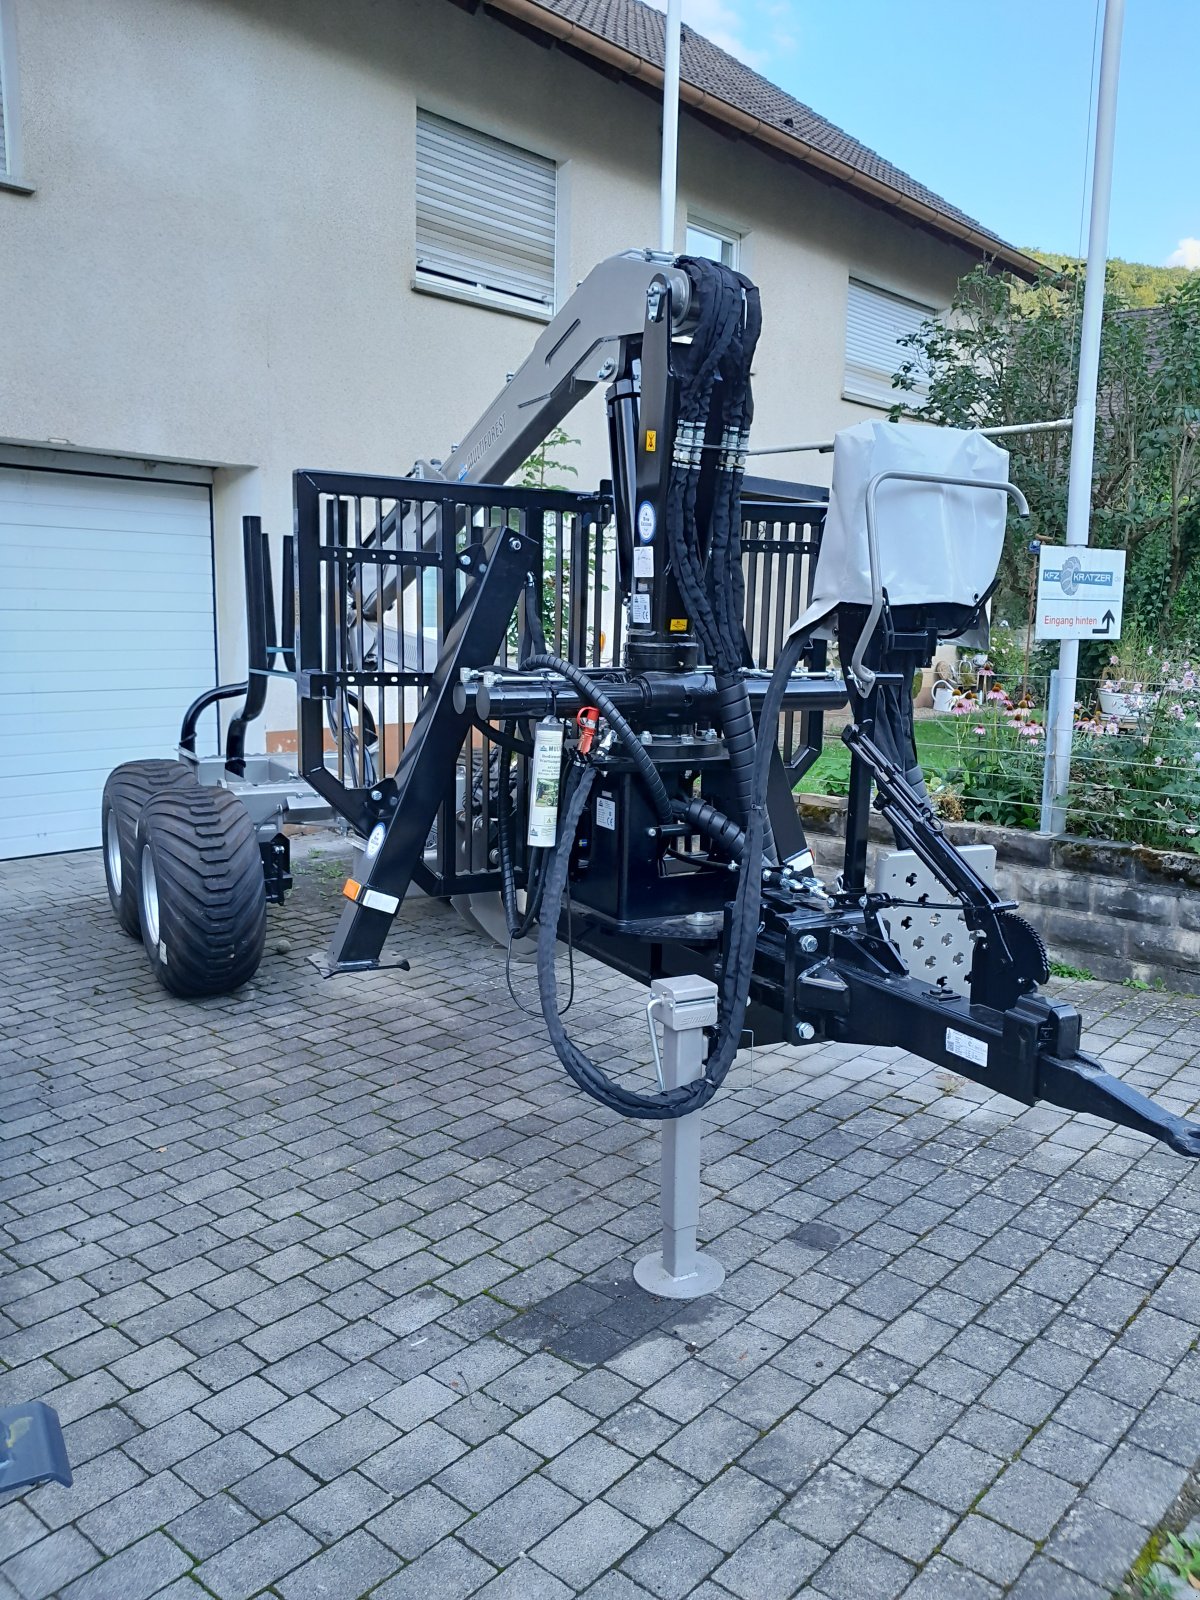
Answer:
0, 464, 216, 858
415, 110, 556, 311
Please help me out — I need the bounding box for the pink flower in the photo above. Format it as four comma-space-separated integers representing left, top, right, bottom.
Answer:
973, 725, 986, 736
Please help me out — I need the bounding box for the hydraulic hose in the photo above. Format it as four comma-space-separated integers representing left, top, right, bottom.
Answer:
674, 796, 746, 862
520, 652, 673, 824
714, 671, 777, 863
518, 654, 749, 863
530, 259, 787, 1118
536, 629, 806, 1119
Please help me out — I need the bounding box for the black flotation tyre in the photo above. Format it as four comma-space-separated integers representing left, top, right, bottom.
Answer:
101, 760, 199, 936
135, 784, 266, 997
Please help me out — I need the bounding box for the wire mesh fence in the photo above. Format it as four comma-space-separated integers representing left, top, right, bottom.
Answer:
803, 652, 1200, 855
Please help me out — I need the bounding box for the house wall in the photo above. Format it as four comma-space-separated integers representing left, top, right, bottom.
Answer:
0, 0, 981, 738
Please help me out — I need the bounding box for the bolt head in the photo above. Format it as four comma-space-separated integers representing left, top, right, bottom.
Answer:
797, 1022, 816, 1042
800, 934, 818, 954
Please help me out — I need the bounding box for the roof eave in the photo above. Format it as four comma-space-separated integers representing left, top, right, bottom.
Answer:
477, 0, 1043, 282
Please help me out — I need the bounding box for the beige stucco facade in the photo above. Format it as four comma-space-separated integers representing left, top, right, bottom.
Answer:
0, 0, 983, 735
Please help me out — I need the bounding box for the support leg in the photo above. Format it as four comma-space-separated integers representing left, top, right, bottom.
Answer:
634, 975, 726, 1299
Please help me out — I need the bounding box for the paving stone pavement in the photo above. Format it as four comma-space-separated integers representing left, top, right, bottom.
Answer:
3, 837, 1200, 1599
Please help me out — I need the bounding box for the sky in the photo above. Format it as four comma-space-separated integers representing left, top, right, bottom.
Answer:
648, 0, 1199, 268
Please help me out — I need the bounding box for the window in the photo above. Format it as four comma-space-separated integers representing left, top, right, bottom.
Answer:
685, 217, 740, 269
0, 26, 7, 177
0, 0, 19, 185
844, 279, 935, 408
415, 111, 556, 317
0, 0, 28, 190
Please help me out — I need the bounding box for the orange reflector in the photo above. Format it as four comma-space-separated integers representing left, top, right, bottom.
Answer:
343, 879, 361, 902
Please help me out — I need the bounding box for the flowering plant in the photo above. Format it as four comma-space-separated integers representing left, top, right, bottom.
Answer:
1068, 659, 1200, 848
939, 686, 1047, 829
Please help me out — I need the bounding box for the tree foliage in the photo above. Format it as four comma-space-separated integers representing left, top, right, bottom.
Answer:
1026, 250, 1196, 308
891, 264, 1200, 634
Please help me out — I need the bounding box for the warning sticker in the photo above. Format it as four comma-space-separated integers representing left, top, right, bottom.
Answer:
645, 429, 657, 453
595, 794, 616, 830
668, 618, 689, 633
946, 1027, 988, 1069
634, 547, 654, 578
631, 592, 651, 625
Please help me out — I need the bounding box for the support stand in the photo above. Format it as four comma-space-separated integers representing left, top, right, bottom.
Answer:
634, 975, 726, 1300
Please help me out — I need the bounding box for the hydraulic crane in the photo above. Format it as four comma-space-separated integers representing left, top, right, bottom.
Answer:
107, 248, 1200, 1157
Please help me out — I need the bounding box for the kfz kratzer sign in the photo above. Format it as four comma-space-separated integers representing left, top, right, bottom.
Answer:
1035, 546, 1126, 640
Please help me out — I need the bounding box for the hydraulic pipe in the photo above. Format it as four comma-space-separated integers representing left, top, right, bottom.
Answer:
455, 669, 849, 723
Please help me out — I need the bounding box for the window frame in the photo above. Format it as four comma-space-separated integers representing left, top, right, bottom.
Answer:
0, 0, 31, 192
843, 276, 936, 411
412, 109, 557, 323
684, 215, 742, 270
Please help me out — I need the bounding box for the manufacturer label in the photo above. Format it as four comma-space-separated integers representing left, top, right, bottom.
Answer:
595, 794, 616, 831
633, 547, 654, 578
527, 720, 565, 848
637, 501, 656, 543
946, 1027, 988, 1069
631, 592, 651, 625
366, 823, 387, 858
644, 429, 657, 453
668, 618, 689, 633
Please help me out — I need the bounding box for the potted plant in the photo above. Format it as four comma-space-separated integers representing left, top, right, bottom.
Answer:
1097, 632, 1159, 721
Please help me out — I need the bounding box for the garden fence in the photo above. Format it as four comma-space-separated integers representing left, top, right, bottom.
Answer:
913, 656, 1200, 854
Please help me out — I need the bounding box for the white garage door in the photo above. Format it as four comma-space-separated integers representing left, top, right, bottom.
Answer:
0, 466, 217, 859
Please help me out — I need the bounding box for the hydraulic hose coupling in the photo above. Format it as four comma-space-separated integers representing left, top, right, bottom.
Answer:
576, 705, 601, 757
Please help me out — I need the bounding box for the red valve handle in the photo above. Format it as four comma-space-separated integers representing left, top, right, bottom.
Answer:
576, 705, 601, 757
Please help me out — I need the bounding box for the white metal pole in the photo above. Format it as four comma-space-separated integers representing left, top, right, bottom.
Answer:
659, 0, 682, 254
1046, 0, 1125, 832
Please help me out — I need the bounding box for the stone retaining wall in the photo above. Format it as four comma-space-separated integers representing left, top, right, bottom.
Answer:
797, 793, 1200, 993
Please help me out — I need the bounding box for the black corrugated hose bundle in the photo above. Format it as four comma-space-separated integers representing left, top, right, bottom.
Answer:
520, 259, 802, 1118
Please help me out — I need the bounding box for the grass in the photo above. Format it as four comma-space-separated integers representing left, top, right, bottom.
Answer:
799, 721, 962, 797
1049, 959, 1095, 981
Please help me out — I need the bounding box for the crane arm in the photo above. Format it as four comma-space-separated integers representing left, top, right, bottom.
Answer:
414, 249, 693, 487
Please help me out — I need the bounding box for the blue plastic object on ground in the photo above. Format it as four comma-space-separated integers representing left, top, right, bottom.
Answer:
0, 1401, 72, 1491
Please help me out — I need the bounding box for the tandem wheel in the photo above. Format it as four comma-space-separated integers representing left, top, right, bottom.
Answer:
134, 784, 266, 998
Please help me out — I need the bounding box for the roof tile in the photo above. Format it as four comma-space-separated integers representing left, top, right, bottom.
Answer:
534, 0, 1016, 254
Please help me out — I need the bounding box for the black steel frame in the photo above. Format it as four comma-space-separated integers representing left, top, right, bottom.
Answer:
179, 515, 295, 768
